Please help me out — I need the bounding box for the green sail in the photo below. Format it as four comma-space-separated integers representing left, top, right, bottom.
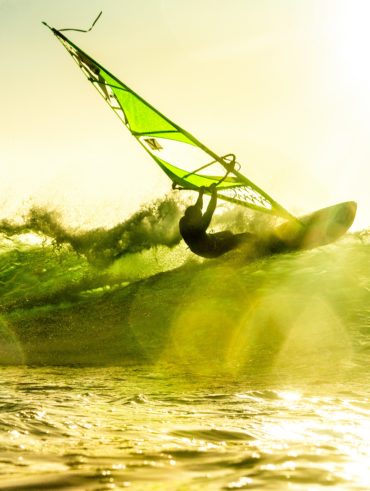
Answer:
43, 22, 296, 220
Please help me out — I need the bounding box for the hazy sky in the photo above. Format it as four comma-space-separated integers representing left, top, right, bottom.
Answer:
1, 0, 369, 229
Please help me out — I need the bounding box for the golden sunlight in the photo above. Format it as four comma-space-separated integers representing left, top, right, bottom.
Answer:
327, 0, 370, 87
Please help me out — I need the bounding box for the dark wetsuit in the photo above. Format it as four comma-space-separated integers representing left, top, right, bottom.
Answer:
179, 188, 254, 258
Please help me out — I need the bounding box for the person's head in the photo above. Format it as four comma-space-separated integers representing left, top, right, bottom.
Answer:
184, 205, 202, 222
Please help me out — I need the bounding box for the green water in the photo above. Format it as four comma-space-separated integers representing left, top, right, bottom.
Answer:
0, 223, 369, 489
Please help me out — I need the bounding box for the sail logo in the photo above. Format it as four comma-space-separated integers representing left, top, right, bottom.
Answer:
144, 138, 163, 151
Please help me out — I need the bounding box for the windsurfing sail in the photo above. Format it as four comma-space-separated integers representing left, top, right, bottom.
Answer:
43, 21, 296, 220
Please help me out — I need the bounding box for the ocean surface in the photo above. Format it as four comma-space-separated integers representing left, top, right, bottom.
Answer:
0, 208, 369, 490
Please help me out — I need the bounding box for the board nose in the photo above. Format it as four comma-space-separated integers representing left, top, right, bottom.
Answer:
333, 201, 357, 228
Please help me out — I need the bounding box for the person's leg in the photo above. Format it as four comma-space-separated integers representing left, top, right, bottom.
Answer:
209, 231, 256, 256
232, 232, 256, 247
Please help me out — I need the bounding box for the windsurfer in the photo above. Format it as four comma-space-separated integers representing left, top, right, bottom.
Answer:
179, 185, 256, 258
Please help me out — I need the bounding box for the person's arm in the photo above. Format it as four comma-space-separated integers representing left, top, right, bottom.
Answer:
200, 185, 217, 230
194, 187, 204, 210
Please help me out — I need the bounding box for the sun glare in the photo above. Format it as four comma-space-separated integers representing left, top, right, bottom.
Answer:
327, 1, 370, 89
326, 0, 370, 110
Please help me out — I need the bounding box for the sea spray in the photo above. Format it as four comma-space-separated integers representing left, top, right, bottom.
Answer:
0, 195, 183, 267
0, 193, 273, 267
0, 194, 195, 317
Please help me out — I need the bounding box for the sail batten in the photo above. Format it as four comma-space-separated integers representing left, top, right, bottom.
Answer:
44, 23, 297, 220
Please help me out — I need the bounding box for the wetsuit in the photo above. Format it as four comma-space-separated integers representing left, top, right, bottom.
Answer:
179, 188, 254, 258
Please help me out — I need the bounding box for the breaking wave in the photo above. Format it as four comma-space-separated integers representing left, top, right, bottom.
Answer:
0, 195, 368, 368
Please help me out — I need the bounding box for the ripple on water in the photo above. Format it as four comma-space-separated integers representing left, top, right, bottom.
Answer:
0, 365, 369, 490
171, 428, 255, 442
